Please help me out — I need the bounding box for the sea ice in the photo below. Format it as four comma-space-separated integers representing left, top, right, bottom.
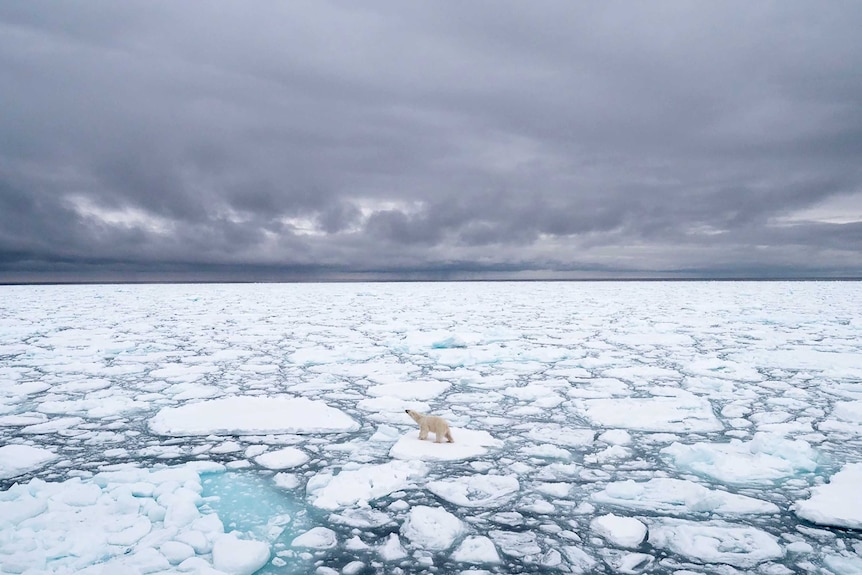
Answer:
149, 396, 359, 436
572, 392, 722, 432
661, 432, 819, 485
291, 526, 338, 549
426, 474, 520, 508
590, 514, 647, 548
591, 477, 780, 515
0, 462, 277, 575
254, 447, 309, 470
400, 505, 465, 550
3, 281, 862, 575
793, 463, 862, 529
518, 423, 595, 448
647, 518, 784, 567
366, 380, 451, 400
452, 536, 501, 564
0, 444, 57, 480
820, 400, 862, 434
212, 533, 271, 575
390, 428, 503, 461
378, 532, 408, 561
306, 460, 427, 509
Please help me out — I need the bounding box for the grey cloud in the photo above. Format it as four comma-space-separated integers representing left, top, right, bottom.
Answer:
1, 1, 862, 281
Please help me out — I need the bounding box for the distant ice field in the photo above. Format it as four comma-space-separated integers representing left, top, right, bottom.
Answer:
1, 281, 861, 574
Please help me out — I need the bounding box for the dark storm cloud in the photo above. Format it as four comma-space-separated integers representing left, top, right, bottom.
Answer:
1, 0, 862, 281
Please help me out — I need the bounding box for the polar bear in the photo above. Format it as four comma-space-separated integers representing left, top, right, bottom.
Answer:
405, 409, 454, 443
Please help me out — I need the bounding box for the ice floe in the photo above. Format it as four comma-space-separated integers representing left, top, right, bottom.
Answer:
590, 514, 647, 548
426, 474, 520, 507
149, 396, 359, 436
647, 518, 784, 567
0, 444, 57, 480
573, 391, 722, 432
254, 447, 309, 470
400, 505, 465, 550
291, 526, 338, 549
591, 477, 780, 515
661, 432, 819, 485
451, 535, 501, 564
390, 428, 503, 461
306, 460, 427, 509
794, 463, 862, 529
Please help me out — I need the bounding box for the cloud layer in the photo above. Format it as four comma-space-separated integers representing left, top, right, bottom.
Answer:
2, 1, 861, 281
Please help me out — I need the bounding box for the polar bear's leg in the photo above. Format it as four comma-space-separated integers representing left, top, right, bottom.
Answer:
419, 422, 429, 440
445, 429, 454, 443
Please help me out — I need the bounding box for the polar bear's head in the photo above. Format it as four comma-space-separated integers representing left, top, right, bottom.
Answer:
405, 409, 423, 423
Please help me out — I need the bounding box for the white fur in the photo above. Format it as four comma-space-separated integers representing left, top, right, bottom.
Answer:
405, 409, 454, 443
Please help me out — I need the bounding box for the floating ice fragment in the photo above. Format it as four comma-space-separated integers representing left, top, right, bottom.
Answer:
647, 518, 784, 567
520, 443, 572, 460
661, 432, 818, 485
574, 393, 722, 432
0, 444, 57, 479
426, 474, 520, 508
160, 540, 195, 564
400, 505, 465, 550
561, 546, 598, 574
307, 460, 427, 509
366, 380, 451, 400
149, 396, 359, 436
823, 554, 862, 575
390, 428, 503, 461
590, 514, 647, 548
534, 481, 571, 498
379, 532, 408, 560
343, 560, 366, 574
19, 416, 84, 434
519, 424, 595, 448
599, 550, 654, 574
254, 447, 309, 470
452, 536, 501, 564
820, 400, 862, 434
291, 526, 338, 549
329, 507, 393, 528
592, 477, 780, 515
489, 530, 542, 560
357, 396, 430, 414
212, 533, 271, 575
273, 472, 300, 490
793, 463, 862, 529
432, 335, 469, 348
599, 429, 632, 445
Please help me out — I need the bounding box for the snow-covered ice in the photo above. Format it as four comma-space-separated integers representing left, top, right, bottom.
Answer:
591, 477, 780, 515
590, 513, 647, 548
793, 462, 862, 529
390, 428, 503, 461
661, 432, 819, 485
254, 447, 309, 470
149, 396, 359, 436
426, 474, 520, 507
0, 444, 57, 480
400, 505, 465, 550
647, 518, 785, 567
306, 460, 427, 510
1, 281, 861, 574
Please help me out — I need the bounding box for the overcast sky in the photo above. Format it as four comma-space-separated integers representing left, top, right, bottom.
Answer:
1, 1, 861, 282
